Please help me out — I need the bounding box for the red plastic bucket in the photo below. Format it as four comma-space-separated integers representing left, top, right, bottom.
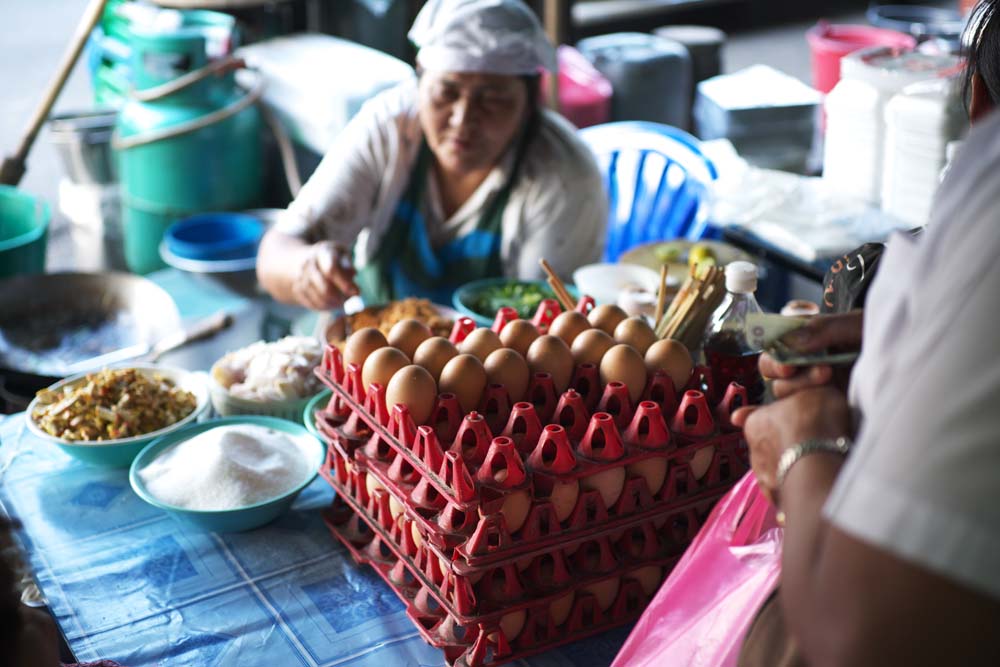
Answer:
806, 22, 917, 94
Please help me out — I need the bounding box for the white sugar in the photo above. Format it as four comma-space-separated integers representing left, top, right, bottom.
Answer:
138, 424, 313, 511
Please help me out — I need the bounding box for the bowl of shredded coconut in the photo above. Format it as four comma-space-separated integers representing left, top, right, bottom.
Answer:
209, 336, 325, 423
130, 416, 325, 532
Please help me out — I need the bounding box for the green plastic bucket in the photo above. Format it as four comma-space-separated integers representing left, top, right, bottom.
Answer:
0, 185, 50, 278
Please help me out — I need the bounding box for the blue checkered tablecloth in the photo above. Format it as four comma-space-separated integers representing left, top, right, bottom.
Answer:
0, 415, 631, 667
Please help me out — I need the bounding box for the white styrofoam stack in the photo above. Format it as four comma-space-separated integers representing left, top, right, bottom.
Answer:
236, 34, 414, 154
694, 65, 821, 172
882, 78, 966, 226
823, 47, 961, 205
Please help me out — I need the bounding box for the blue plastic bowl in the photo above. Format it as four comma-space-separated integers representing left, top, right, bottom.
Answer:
453, 277, 580, 327
26, 365, 211, 468
302, 389, 332, 441
0, 185, 50, 278
130, 416, 325, 532
164, 213, 264, 261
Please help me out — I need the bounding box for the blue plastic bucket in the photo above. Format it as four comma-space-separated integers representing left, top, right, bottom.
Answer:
164, 212, 264, 261
0, 185, 50, 278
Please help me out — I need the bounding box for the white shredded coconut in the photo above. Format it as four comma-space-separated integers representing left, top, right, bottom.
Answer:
138, 424, 314, 510
212, 336, 323, 401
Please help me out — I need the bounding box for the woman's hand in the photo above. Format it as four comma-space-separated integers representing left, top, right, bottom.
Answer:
291, 241, 359, 310
732, 386, 852, 502
762, 311, 864, 399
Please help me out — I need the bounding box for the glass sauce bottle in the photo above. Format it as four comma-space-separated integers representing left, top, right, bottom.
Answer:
703, 261, 765, 404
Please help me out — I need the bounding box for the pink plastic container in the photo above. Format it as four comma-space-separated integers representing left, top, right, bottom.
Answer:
542, 45, 613, 129
806, 22, 916, 94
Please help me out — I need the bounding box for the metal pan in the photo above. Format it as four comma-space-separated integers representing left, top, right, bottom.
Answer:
0, 272, 182, 410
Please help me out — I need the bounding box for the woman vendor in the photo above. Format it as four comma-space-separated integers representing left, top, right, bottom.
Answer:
257, 0, 608, 310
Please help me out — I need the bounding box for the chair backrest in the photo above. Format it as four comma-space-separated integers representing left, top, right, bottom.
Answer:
578, 121, 717, 262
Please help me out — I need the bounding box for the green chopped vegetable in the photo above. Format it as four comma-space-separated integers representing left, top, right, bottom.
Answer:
465, 282, 559, 320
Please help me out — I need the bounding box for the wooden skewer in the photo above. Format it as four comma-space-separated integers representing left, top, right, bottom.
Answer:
654, 264, 669, 327
546, 277, 574, 312
539, 258, 575, 311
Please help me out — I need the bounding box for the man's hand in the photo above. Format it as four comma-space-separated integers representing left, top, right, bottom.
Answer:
732, 386, 852, 502
762, 311, 864, 399
292, 241, 359, 310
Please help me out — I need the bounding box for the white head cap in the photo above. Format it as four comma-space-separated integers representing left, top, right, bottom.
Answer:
409, 0, 557, 76
725, 261, 758, 294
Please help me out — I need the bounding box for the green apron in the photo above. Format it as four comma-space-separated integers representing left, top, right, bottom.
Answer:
356, 131, 530, 306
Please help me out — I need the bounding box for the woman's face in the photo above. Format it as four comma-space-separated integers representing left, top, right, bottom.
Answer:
418, 71, 530, 175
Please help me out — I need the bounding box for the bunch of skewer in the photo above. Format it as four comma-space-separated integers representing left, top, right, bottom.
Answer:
654, 264, 726, 353
540, 258, 726, 354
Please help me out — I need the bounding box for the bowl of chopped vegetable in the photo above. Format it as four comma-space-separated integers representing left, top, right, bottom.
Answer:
26, 365, 211, 467
453, 278, 579, 327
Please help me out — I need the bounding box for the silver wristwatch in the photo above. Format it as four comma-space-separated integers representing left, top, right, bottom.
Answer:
775, 436, 852, 489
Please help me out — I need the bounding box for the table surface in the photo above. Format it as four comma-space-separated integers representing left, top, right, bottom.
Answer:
0, 269, 633, 667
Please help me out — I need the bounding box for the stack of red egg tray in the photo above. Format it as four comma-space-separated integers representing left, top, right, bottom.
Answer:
314, 301, 751, 667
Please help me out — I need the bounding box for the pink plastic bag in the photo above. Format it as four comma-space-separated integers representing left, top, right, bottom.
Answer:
612, 472, 783, 667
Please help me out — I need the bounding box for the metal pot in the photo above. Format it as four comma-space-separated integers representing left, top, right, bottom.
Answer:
48, 110, 119, 185
0, 272, 181, 412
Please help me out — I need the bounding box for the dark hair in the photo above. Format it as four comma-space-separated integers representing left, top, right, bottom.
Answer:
964, 0, 1000, 112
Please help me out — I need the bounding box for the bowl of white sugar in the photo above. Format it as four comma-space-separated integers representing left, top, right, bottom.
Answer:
129, 416, 325, 532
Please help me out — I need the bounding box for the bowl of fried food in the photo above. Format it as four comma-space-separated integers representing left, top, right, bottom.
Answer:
26, 365, 210, 467
318, 298, 458, 346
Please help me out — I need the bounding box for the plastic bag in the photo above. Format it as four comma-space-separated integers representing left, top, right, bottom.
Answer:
612, 472, 783, 667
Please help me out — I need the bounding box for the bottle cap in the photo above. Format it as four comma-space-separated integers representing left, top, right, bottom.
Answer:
725, 261, 758, 293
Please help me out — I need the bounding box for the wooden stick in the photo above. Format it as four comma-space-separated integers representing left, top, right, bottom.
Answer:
539, 259, 575, 311
654, 264, 669, 327
547, 277, 574, 312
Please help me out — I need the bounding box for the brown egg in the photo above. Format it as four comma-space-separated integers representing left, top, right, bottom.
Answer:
498, 319, 539, 356
570, 328, 615, 367
690, 445, 715, 480
343, 327, 387, 369
413, 336, 458, 382
582, 576, 620, 611
588, 304, 628, 335
365, 473, 384, 499
387, 319, 432, 359
389, 495, 405, 521
411, 521, 423, 549
548, 310, 591, 346
582, 467, 627, 510
600, 344, 648, 404
627, 458, 668, 496
645, 338, 694, 391
550, 591, 575, 626
628, 565, 663, 596
385, 364, 438, 425
488, 609, 527, 643
361, 347, 409, 393
459, 327, 503, 362
481, 488, 532, 534
526, 335, 575, 393
614, 316, 658, 354
484, 348, 530, 402
439, 354, 488, 413
549, 479, 580, 522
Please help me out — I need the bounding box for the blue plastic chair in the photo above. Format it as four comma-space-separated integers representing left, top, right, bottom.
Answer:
578, 121, 718, 262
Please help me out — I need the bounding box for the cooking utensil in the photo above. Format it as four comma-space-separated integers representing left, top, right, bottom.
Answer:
63, 310, 234, 374
0, 272, 184, 410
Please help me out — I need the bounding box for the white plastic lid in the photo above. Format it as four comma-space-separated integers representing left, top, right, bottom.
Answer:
725, 261, 758, 293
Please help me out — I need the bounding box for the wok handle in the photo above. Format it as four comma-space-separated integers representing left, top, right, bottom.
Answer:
150, 311, 234, 361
